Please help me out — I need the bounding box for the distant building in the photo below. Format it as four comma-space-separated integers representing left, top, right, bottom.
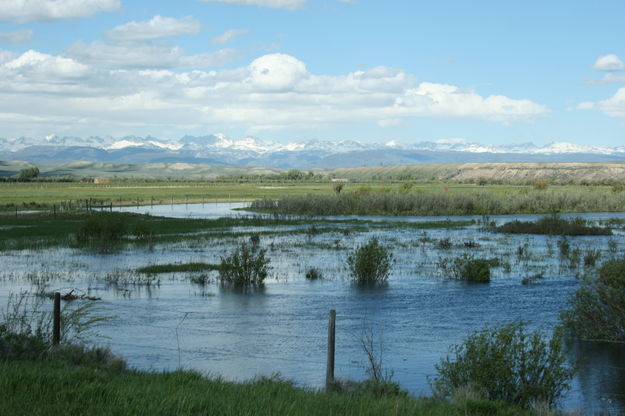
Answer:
93, 178, 110, 184
331, 178, 349, 183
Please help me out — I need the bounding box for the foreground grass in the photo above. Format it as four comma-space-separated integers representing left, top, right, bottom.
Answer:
0, 359, 531, 416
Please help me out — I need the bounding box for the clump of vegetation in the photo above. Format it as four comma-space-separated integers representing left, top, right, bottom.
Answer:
583, 249, 601, 267
436, 238, 453, 250
76, 213, 128, 246
459, 258, 492, 283
305, 267, 323, 280
494, 216, 611, 236
347, 238, 393, 284
439, 255, 495, 283
532, 179, 549, 190
560, 258, 625, 342
521, 272, 544, 285
137, 263, 220, 274
219, 242, 270, 286
431, 321, 574, 409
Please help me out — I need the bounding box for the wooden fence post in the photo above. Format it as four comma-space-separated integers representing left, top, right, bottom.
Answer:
53, 292, 61, 346
326, 309, 336, 389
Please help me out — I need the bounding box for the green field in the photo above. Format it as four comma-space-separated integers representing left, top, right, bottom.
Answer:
0, 180, 539, 209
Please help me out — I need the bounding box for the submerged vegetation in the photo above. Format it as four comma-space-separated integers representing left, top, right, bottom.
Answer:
494, 215, 611, 236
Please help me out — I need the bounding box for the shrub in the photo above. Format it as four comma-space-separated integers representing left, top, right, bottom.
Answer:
305, 267, 323, 280
347, 238, 393, 284
459, 258, 491, 283
431, 321, 574, 409
533, 179, 549, 190
560, 258, 625, 342
219, 242, 270, 286
440, 255, 493, 283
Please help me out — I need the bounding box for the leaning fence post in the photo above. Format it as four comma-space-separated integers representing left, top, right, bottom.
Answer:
53, 292, 61, 346
326, 309, 336, 389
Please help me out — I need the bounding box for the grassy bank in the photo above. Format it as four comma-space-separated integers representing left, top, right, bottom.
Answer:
0, 359, 531, 416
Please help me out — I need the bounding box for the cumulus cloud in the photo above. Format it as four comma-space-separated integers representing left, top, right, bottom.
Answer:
0, 29, 33, 45
0, 0, 120, 23
210, 29, 249, 44
593, 88, 625, 118
201, 0, 308, 10
105, 15, 202, 42
592, 54, 625, 72
0, 50, 549, 136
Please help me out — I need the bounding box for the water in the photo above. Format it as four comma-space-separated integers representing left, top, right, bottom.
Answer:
2, 203, 624, 414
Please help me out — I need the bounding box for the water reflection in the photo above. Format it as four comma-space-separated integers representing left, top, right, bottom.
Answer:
566, 340, 625, 414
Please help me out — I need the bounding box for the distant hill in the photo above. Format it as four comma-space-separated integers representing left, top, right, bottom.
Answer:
330, 162, 625, 184
0, 161, 284, 180
2, 160, 625, 185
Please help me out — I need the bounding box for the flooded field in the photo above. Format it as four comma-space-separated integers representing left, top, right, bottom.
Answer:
2, 203, 625, 414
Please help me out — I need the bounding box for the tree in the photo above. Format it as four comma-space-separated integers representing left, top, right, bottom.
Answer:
18, 167, 40, 181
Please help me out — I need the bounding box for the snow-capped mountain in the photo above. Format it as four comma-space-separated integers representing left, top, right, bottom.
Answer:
1, 134, 625, 168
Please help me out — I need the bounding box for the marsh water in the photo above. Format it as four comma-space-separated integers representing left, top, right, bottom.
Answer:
2, 203, 625, 414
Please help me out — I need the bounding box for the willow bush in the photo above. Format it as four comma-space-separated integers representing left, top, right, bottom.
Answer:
431, 321, 574, 409
560, 258, 625, 342
251, 188, 625, 216
347, 238, 393, 284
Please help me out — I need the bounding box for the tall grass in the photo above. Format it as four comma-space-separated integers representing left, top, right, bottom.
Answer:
251, 188, 625, 216
0, 360, 532, 416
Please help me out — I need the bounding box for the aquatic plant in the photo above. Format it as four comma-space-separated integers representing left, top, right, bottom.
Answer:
305, 267, 323, 280
219, 242, 270, 286
347, 238, 393, 284
431, 321, 574, 409
494, 216, 611, 236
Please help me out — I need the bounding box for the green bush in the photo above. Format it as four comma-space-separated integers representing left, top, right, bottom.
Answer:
460, 259, 491, 283
440, 255, 493, 283
560, 258, 625, 342
347, 238, 393, 284
219, 242, 270, 286
431, 321, 574, 409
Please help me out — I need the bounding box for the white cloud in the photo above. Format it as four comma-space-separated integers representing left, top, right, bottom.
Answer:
248, 53, 308, 91
210, 29, 249, 44
0, 0, 120, 23
65, 40, 242, 69
201, 0, 308, 10
105, 15, 202, 42
0, 50, 549, 136
592, 54, 625, 72
594, 88, 625, 118
0, 50, 15, 64
0, 29, 33, 45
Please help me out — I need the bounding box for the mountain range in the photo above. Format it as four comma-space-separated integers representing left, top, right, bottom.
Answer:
2, 134, 625, 168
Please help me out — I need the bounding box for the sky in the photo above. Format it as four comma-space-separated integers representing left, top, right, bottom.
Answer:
0, 0, 624, 147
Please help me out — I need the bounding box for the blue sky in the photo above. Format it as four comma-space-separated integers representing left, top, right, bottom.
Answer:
1, 0, 624, 147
